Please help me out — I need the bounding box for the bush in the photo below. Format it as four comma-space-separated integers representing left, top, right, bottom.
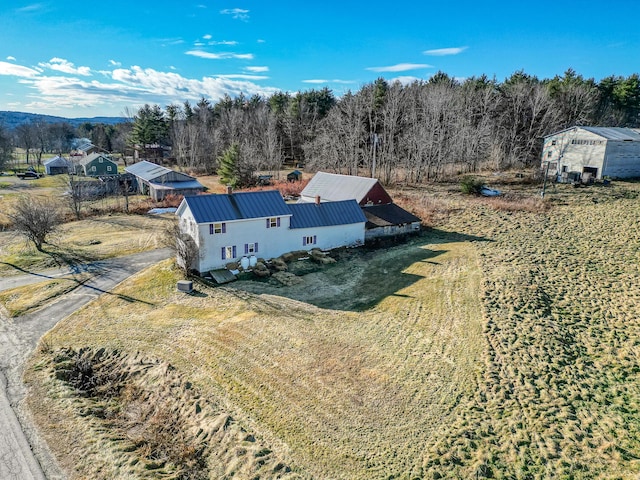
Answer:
460, 176, 485, 195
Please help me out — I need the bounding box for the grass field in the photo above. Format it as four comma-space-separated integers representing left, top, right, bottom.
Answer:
0, 213, 172, 275
19, 179, 640, 479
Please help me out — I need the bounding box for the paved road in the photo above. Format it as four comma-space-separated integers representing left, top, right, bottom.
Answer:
0, 248, 173, 479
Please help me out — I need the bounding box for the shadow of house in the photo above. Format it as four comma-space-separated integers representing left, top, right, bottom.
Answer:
231, 228, 492, 312
125, 160, 205, 201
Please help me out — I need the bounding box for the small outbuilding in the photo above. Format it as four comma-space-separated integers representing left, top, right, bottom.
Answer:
78, 153, 118, 177
44, 155, 72, 175
287, 170, 303, 182
125, 160, 205, 200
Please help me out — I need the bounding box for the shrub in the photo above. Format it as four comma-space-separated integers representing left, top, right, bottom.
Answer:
460, 176, 484, 195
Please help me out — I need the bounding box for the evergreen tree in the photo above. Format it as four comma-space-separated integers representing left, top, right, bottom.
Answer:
218, 143, 241, 188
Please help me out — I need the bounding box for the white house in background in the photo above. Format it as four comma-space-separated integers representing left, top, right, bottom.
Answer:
542, 126, 640, 181
176, 190, 366, 273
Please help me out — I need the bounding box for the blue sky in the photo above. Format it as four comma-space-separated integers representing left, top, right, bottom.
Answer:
1, 0, 639, 118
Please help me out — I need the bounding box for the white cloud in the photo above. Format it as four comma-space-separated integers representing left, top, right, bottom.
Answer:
0, 61, 40, 77
39, 58, 91, 76
389, 76, 421, 86
109, 59, 121, 67
217, 74, 269, 80
220, 8, 249, 21
16, 3, 44, 13
366, 63, 432, 73
6, 56, 16, 61
257, 39, 266, 43
245, 66, 269, 73
209, 40, 239, 46
302, 79, 356, 85
203, 34, 212, 40
185, 50, 254, 60
423, 46, 468, 56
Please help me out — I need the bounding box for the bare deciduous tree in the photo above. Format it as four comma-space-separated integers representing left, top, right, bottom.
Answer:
9, 195, 62, 251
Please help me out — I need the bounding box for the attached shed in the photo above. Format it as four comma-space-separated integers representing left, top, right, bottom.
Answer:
125, 160, 205, 200
362, 203, 422, 240
44, 155, 72, 175
542, 126, 640, 180
299, 172, 393, 206
78, 153, 118, 177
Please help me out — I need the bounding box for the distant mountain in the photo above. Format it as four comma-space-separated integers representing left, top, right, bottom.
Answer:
0, 111, 128, 130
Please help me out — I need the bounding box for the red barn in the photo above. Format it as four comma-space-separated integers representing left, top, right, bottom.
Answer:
299, 172, 393, 206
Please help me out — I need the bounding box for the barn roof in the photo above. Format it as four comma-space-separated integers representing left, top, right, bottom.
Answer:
289, 200, 366, 229
181, 190, 291, 223
580, 127, 640, 141
362, 203, 421, 228
545, 126, 640, 141
301, 172, 380, 203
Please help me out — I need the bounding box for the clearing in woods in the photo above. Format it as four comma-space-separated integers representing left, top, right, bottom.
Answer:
21, 180, 640, 478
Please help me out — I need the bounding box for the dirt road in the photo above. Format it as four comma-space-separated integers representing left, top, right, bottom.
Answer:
0, 248, 173, 479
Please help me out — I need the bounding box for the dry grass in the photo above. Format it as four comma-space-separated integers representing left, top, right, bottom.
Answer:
0, 213, 171, 275
0, 274, 90, 317
23, 178, 640, 479
26, 231, 484, 479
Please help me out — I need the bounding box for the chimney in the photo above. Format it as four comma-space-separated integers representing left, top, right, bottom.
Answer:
315, 195, 321, 205
226, 185, 233, 195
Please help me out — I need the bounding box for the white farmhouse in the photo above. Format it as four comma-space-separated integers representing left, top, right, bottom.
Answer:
176, 190, 366, 274
542, 126, 640, 181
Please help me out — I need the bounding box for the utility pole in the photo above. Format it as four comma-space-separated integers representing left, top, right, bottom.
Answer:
541, 160, 551, 198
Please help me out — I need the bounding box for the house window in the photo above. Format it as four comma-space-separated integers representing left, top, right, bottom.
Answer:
107, 165, 112, 172
91, 166, 96, 172
221, 245, 236, 260
210, 223, 226, 234
547, 151, 552, 158
266, 217, 281, 228
303, 235, 316, 246
99, 157, 103, 163
244, 243, 258, 254
551, 140, 557, 146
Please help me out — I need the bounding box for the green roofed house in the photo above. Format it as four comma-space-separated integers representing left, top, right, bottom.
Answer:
78, 153, 118, 177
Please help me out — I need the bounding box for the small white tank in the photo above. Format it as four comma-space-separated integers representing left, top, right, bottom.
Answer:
240, 256, 250, 269
249, 255, 258, 267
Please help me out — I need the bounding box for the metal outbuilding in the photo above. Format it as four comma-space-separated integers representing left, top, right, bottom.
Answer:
125, 160, 205, 200
542, 126, 640, 180
44, 155, 72, 175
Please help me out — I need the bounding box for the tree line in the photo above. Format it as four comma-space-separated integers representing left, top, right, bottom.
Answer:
2, 69, 639, 184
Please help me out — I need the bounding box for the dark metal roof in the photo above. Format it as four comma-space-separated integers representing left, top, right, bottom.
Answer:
289, 200, 366, 229
150, 180, 204, 191
579, 126, 640, 141
362, 203, 421, 228
183, 190, 290, 223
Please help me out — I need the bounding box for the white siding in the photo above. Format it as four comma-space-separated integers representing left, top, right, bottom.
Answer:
542, 128, 606, 178
542, 127, 640, 179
